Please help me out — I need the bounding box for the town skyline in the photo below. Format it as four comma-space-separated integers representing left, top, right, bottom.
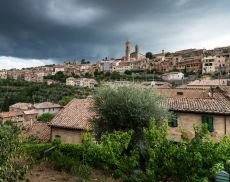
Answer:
0, 42, 230, 70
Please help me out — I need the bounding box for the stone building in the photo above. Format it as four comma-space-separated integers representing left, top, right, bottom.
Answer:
49, 99, 94, 144
7, 70, 25, 80
34, 102, 61, 116
124, 40, 145, 62
0, 111, 24, 123
157, 87, 230, 141
176, 57, 202, 73
9, 103, 33, 112
162, 72, 184, 81
202, 56, 218, 74
66, 77, 77, 86
76, 78, 97, 88
0, 70, 7, 79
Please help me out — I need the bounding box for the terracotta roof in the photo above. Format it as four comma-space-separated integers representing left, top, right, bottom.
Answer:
218, 86, 230, 98
10, 103, 33, 110
34, 102, 61, 109
162, 97, 230, 114
26, 122, 51, 141
0, 111, 23, 118
49, 99, 94, 130
23, 109, 39, 115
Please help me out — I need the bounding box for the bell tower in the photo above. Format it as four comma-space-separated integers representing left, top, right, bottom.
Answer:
125, 40, 130, 61
135, 44, 139, 60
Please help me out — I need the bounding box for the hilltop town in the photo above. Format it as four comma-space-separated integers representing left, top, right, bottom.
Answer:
0, 41, 229, 84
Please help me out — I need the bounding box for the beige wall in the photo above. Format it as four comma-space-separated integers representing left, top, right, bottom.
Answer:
51, 127, 84, 144
168, 112, 230, 141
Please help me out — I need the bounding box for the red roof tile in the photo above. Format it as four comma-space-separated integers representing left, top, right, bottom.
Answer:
34, 102, 61, 109
0, 111, 23, 118
49, 99, 94, 130
162, 97, 230, 114
26, 122, 51, 141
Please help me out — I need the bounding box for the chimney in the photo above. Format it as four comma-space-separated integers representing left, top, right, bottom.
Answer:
227, 80, 230, 86
208, 87, 214, 98
29, 118, 33, 129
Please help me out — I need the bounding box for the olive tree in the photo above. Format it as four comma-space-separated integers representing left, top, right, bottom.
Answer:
91, 83, 168, 143
0, 122, 28, 181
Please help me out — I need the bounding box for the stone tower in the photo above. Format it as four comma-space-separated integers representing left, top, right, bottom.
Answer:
135, 44, 139, 61
125, 40, 130, 61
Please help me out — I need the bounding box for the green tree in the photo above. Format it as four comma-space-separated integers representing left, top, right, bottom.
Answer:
145, 52, 153, 59
110, 71, 121, 80
124, 70, 132, 75
91, 84, 168, 143
37, 113, 55, 122
81, 59, 90, 64
165, 52, 171, 57
85, 72, 92, 78
0, 122, 28, 181
59, 96, 74, 106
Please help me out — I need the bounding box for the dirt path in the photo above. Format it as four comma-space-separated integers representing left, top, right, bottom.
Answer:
24, 163, 118, 182
25, 164, 76, 182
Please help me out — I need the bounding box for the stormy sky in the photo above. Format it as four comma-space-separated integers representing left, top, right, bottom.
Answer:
0, 0, 230, 69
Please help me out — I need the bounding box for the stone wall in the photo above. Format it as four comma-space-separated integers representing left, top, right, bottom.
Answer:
168, 112, 230, 141
51, 127, 84, 144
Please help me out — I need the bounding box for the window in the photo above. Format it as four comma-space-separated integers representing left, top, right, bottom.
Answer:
54, 135, 61, 143
177, 92, 183, 95
168, 113, 178, 127
201, 115, 214, 132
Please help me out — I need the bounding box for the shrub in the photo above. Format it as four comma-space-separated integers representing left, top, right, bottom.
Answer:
25, 126, 230, 182
37, 113, 55, 122
0, 122, 28, 181
23, 143, 52, 160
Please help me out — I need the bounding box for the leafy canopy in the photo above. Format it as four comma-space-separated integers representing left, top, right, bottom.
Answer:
91, 83, 168, 141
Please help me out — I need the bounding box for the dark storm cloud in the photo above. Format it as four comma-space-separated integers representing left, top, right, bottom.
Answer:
0, 0, 230, 66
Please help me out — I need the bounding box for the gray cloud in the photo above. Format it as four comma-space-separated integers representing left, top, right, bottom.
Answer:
0, 0, 230, 66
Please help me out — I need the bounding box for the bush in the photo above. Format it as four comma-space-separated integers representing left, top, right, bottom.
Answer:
57, 144, 83, 161
25, 126, 230, 182
37, 113, 55, 122
23, 143, 52, 160
0, 122, 28, 181
142, 123, 230, 182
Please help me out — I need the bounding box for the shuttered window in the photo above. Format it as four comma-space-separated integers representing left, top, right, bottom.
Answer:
168, 113, 178, 127
201, 115, 214, 132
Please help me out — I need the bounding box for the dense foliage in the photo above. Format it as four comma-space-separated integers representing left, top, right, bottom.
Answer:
0, 79, 91, 111
25, 124, 230, 182
94, 69, 163, 82
44, 71, 68, 83
91, 84, 168, 143
59, 96, 74, 106
0, 122, 28, 181
37, 113, 55, 122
